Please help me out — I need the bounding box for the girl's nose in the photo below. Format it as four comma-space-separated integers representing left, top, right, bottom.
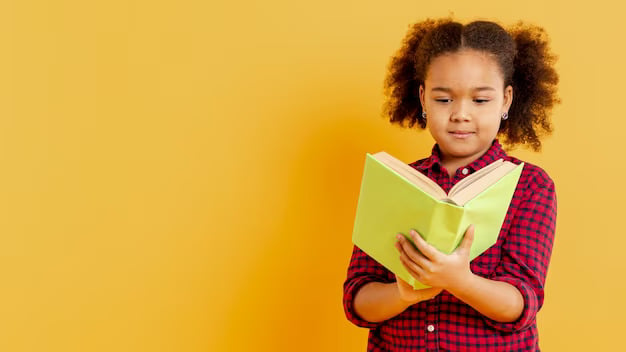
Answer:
451, 110, 471, 122
452, 113, 469, 121
451, 101, 471, 121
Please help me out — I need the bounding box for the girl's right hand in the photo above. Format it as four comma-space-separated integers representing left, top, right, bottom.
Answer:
395, 275, 443, 304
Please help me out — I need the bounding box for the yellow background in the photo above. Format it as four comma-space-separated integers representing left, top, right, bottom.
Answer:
0, 0, 623, 351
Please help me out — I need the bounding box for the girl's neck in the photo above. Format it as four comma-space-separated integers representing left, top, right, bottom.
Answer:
440, 152, 485, 178
441, 159, 471, 178
438, 142, 494, 178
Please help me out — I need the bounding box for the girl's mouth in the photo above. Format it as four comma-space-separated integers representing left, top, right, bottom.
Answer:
449, 131, 475, 138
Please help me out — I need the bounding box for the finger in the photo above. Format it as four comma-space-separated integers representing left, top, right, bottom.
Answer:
457, 224, 475, 253
399, 251, 425, 279
409, 229, 440, 261
396, 234, 429, 266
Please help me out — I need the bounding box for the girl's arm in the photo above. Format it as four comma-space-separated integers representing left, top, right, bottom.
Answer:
343, 245, 441, 326
447, 273, 524, 322
399, 171, 556, 328
353, 277, 441, 323
397, 173, 557, 327
396, 226, 524, 322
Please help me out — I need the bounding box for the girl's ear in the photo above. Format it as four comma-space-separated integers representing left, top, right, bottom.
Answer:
419, 85, 425, 110
503, 85, 513, 112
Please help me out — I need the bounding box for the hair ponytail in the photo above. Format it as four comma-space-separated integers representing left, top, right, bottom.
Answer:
383, 19, 451, 129
501, 23, 560, 150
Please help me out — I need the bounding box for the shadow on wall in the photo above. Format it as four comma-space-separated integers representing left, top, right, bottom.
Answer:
218, 99, 394, 351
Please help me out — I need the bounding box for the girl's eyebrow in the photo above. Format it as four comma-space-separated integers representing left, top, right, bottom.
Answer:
431, 87, 453, 93
431, 86, 496, 93
473, 87, 497, 92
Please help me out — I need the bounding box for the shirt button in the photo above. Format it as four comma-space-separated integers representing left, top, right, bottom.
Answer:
427, 324, 435, 332
461, 168, 469, 175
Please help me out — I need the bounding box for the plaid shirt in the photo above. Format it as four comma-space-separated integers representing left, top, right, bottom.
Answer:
343, 140, 557, 351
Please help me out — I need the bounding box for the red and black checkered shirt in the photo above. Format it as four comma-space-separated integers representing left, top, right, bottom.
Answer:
343, 140, 557, 351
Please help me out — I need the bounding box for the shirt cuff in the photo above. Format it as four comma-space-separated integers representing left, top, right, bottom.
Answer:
343, 275, 384, 329
482, 276, 540, 332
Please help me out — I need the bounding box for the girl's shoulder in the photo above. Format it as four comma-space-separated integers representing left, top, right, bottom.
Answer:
505, 155, 555, 191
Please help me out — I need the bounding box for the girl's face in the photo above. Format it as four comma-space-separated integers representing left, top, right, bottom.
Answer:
419, 49, 512, 169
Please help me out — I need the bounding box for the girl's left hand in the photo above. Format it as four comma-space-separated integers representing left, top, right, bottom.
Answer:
395, 225, 475, 292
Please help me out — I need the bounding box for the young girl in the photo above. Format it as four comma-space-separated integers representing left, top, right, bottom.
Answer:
343, 19, 558, 351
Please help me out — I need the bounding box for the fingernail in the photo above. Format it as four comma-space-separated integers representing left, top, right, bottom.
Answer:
396, 234, 402, 241
410, 229, 417, 235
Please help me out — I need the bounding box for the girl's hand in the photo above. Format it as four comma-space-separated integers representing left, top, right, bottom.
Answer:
395, 225, 475, 292
395, 275, 442, 304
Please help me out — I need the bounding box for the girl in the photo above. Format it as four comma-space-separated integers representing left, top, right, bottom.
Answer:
343, 19, 558, 351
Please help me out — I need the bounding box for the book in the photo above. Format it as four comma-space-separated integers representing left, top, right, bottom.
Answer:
351, 151, 524, 289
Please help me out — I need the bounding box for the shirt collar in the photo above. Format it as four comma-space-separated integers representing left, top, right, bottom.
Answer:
415, 139, 507, 173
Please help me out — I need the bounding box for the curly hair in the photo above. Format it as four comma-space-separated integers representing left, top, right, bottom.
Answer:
382, 19, 560, 151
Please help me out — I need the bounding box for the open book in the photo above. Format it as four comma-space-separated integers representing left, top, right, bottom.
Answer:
351, 152, 524, 289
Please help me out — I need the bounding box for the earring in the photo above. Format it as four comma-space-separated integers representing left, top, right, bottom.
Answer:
422, 111, 427, 120
501, 112, 508, 120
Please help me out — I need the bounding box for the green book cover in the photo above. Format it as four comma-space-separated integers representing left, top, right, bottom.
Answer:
351, 153, 524, 289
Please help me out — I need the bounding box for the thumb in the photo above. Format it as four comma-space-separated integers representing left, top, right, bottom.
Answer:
458, 224, 475, 253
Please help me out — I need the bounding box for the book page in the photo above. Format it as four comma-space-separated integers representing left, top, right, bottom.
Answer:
372, 152, 447, 200
448, 159, 504, 196
449, 161, 518, 206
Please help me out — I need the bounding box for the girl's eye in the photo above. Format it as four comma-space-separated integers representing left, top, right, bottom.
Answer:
474, 99, 490, 104
435, 98, 451, 103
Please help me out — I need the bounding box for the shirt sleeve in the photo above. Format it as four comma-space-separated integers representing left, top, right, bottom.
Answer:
482, 170, 557, 332
343, 245, 395, 328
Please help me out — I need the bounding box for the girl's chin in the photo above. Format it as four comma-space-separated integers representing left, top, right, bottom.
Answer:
439, 145, 486, 160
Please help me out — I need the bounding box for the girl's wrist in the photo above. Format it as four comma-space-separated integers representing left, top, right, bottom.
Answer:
446, 271, 477, 297
393, 282, 421, 306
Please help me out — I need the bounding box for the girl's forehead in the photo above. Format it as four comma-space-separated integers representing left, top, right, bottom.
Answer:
425, 50, 504, 88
